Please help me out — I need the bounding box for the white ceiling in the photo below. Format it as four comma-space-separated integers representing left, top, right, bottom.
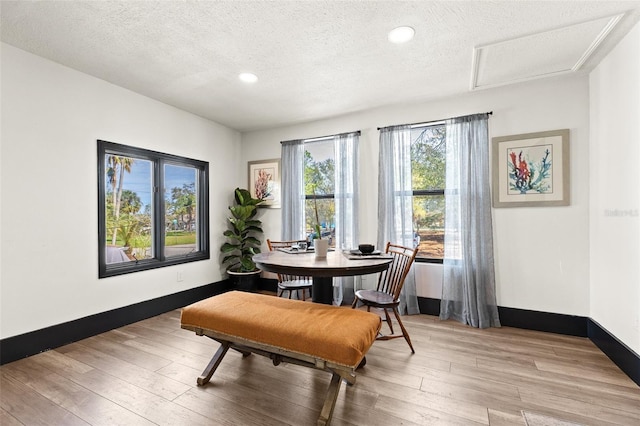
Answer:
2, 1, 639, 132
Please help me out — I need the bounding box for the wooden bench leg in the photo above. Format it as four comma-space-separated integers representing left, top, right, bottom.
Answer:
317, 373, 342, 426
197, 341, 230, 386
231, 347, 252, 358
357, 356, 366, 369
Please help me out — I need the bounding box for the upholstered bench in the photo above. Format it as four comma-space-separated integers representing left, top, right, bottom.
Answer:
180, 291, 382, 426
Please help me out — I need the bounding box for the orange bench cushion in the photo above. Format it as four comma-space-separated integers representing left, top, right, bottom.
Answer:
181, 291, 381, 368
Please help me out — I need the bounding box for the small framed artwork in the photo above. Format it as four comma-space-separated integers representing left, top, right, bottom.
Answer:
248, 158, 281, 208
492, 129, 570, 207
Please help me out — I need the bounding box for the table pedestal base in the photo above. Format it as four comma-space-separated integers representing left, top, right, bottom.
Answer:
312, 277, 333, 305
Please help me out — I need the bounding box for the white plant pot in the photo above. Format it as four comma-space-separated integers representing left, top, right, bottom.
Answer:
314, 239, 329, 258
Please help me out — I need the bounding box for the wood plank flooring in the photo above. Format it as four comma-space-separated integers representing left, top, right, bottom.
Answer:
1, 305, 639, 425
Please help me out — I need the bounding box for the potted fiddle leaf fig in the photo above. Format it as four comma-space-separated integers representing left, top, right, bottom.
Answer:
221, 188, 264, 291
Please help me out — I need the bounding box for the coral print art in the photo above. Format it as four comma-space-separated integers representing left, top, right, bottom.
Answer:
507, 145, 553, 195
492, 129, 568, 207
248, 159, 281, 208
254, 168, 274, 200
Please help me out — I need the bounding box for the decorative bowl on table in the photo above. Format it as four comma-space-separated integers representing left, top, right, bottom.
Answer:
358, 244, 375, 254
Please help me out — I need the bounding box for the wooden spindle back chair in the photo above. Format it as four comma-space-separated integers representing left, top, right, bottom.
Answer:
352, 242, 419, 353
266, 239, 313, 301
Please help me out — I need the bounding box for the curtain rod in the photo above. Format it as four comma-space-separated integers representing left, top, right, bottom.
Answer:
377, 111, 493, 131
280, 130, 361, 144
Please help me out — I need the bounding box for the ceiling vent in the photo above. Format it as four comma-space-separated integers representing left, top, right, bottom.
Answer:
471, 14, 624, 90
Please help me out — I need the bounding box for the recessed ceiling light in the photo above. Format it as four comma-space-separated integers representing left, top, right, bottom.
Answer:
239, 72, 258, 83
388, 26, 415, 44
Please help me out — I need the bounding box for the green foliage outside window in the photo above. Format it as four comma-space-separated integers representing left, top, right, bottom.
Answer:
105, 156, 198, 261
411, 126, 446, 190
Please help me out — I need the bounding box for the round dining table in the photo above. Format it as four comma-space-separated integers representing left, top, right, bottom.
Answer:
253, 249, 393, 304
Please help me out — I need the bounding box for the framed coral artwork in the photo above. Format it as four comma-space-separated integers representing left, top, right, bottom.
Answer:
492, 129, 570, 207
248, 158, 281, 208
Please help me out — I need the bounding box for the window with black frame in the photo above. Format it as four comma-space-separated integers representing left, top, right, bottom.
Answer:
411, 123, 446, 261
97, 140, 209, 278
304, 139, 336, 247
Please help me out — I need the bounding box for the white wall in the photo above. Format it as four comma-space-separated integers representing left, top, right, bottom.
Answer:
0, 43, 241, 339
242, 74, 591, 316
589, 22, 640, 355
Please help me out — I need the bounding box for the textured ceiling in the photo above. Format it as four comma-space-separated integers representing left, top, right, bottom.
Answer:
2, 1, 640, 132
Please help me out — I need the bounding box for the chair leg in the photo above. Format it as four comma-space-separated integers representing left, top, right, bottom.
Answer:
383, 308, 395, 334
351, 298, 358, 309
392, 307, 415, 354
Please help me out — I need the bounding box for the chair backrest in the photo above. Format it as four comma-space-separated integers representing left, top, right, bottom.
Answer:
266, 239, 312, 283
376, 242, 419, 301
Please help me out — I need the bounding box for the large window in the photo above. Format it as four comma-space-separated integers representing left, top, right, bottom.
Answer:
411, 123, 446, 261
98, 140, 209, 278
304, 140, 336, 247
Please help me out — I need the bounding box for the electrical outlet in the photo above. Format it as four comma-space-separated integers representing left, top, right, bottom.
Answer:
177, 271, 184, 282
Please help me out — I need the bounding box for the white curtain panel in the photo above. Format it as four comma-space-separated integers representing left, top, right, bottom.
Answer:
334, 132, 360, 304
377, 125, 419, 315
280, 139, 305, 240
334, 132, 359, 250
440, 113, 500, 328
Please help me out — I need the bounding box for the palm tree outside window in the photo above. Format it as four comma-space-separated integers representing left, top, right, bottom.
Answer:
98, 140, 209, 278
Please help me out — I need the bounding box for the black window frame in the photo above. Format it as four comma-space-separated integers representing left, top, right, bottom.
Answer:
303, 138, 338, 245
305, 194, 336, 201
98, 140, 209, 278
305, 193, 336, 243
411, 122, 446, 264
412, 188, 445, 264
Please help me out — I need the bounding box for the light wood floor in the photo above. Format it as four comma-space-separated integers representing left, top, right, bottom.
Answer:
1, 306, 639, 425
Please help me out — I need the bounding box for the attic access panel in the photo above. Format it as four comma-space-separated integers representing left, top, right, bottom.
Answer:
471, 14, 623, 90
